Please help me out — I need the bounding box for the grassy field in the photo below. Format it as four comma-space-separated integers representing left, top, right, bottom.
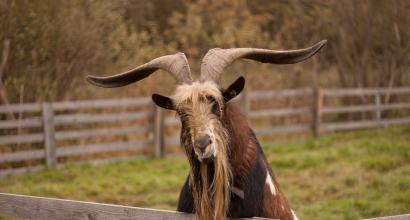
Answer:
0, 126, 409, 220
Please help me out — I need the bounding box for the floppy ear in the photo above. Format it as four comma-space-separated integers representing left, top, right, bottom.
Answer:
223, 76, 245, 102
152, 94, 175, 110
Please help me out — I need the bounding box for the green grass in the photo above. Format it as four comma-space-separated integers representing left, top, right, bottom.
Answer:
1, 126, 409, 220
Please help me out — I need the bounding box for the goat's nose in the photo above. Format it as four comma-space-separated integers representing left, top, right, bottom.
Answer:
195, 135, 212, 153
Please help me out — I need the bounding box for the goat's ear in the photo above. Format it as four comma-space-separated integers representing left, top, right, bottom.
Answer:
152, 94, 175, 110
223, 76, 245, 102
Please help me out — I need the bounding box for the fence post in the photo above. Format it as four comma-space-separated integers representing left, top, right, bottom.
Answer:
375, 92, 382, 128
241, 89, 250, 117
313, 87, 323, 137
42, 102, 56, 167
153, 106, 164, 157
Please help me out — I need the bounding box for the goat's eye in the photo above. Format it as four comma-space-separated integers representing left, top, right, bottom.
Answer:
206, 95, 215, 103
211, 102, 221, 116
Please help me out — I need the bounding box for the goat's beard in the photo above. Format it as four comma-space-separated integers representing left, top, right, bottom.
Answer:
182, 123, 231, 220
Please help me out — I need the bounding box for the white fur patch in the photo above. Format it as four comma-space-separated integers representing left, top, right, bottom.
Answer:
291, 209, 299, 220
208, 127, 217, 157
265, 172, 276, 196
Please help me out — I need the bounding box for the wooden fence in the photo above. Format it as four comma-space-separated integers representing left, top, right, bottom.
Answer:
0, 193, 271, 220
0, 86, 409, 178
0, 193, 408, 220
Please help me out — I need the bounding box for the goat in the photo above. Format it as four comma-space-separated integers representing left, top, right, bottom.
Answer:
87, 40, 326, 220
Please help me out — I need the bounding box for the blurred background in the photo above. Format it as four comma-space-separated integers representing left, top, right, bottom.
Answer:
0, 1, 409, 220
1, 0, 409, 102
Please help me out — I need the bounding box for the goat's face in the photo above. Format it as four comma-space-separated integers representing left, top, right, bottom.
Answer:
152, 77, 245, 163
174, 81, 224, 163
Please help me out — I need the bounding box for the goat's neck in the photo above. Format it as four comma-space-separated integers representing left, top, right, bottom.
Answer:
223, 103, 258, 182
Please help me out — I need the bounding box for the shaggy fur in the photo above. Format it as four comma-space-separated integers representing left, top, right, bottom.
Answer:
175, 82, 295, 220
174, 81, 231, 220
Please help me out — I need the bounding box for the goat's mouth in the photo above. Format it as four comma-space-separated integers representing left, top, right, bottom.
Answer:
195, 144, 215, 164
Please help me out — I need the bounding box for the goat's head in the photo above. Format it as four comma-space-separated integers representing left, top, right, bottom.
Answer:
87, 40, 326, 219
87, 41, 326, 163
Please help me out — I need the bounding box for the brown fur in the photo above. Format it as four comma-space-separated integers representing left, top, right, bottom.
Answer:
224, 103, 294, 220
261, 160, 294, 220
223, 102, 257, 182
175, 83, 295, 220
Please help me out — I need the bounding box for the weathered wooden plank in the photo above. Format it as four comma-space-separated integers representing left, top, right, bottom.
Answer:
57, 141, 151, 157
55, 126, 149, 141
375, 94, 382, 127
154, 107, 164, 157
323, 87, 410, 97
42, 103, 57, 167
165, 117, 180, 126
0, 117, 42, 129
323, 104, 379, 114
165, 136, 180, 146
321, 120, 379, 132
0, 103, 41, 113
321, 117, 410, 132
0, 149, 44, 163
382, 117, 410, 126
313, 88, 324, 137
381, 103, 410, 110
249, 107, 311, 118
250, 88, 313, 100
241, 89, 250, 117
0, 133, 43, 145
363, 214, 410, 220
0, 166, 44, 179
54, 111, 152, 126
0, 193, 272, 220
254, 124, 311, 135
323, 103, 410, 114
52, 98, 152, 110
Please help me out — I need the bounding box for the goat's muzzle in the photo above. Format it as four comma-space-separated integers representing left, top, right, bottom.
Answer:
194, 134, 215, 163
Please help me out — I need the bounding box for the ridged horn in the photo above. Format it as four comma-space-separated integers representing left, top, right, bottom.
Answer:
200, 40, 327, 82
87, 52, 192, 88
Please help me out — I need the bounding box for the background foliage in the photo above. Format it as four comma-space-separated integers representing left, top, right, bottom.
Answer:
0, 0, 409, 103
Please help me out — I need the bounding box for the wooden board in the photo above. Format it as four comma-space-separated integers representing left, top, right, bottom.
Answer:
323, 87, 410, 97
250, 88, 313, 100
52, 98, 152, 110
0, 133, 43, 145
0, 117, 42, 129
54, 112, 152, 126
249, 107, 311, 118
0, 149, 44, 163
0, 103, 41, 113
254, 124, 311, 135
0, 193, 273, 220
57, 141, 151, 157
55, 126, 149, 141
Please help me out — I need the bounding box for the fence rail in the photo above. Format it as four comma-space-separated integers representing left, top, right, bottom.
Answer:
0, 193, 407, 220
1, 86, 410, 178
0, 193, 271, 220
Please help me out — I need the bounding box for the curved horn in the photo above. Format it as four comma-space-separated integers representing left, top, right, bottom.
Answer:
87, 52, 192, 88
200, 40, 327, 82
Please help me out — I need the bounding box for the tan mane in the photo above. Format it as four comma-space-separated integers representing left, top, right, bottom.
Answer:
172, 81, 223, 107
174, 81, 231, 220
